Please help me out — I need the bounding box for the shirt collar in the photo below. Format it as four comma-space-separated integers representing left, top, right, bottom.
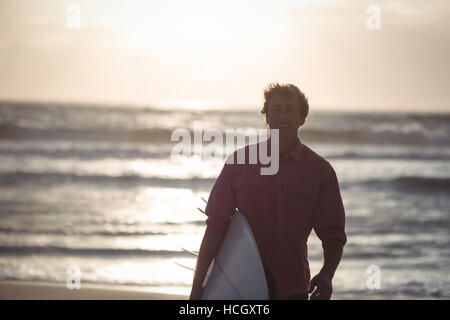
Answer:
280, 137, 303, 162
266, 137, 302, 162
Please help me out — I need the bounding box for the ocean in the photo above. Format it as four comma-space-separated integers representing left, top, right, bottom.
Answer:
0, 101, 449, 298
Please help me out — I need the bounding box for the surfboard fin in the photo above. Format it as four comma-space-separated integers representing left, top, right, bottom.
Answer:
174, 261, 195, 271
197, 197, 208, 215
181, 247, 198, 256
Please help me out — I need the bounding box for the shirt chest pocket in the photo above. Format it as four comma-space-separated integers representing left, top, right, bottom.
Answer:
282, 182, 316, 222
283, 183, 313, 199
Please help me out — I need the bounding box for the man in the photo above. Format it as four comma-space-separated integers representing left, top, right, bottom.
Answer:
190, 83, 347, 300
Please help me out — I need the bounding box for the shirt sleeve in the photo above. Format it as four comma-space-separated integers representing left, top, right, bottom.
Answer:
313, 163, 347, 246
205, 161, 237, 232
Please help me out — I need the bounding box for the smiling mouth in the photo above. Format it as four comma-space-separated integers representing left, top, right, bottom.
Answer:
277, 124, 290, 129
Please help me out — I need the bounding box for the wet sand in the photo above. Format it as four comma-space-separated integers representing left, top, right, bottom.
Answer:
0, 281, 438, 300
0, 281, 188, 300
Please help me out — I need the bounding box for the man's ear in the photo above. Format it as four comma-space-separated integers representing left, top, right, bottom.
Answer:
298, 117, 305, 127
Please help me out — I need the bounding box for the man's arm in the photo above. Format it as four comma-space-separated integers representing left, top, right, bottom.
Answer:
308, 239, 344, 300
310, 164, 347, 300
320, 239, 344, 278
189, 226, 226, 300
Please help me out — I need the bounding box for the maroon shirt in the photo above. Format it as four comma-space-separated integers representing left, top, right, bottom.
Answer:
205, 138, 347, 299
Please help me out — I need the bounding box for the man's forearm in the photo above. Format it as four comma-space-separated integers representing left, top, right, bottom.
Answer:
192, 226, 226, 290
320, 239, 344, 278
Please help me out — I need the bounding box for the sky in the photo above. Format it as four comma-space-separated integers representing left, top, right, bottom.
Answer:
0, 0, 449, 112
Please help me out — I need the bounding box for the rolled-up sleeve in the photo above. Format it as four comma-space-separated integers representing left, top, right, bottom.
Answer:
313, 164, 347, 246
205, 162, 237, 232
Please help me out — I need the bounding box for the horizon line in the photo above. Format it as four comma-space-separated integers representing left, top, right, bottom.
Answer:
0, 98, 449, 115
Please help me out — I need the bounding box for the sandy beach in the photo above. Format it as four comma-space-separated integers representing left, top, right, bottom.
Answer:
0, 281, 188, 300
0, 281, 439, 300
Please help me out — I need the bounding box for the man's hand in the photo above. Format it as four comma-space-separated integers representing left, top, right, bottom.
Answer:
308, 239, 344, 300
308, 272, 333, 300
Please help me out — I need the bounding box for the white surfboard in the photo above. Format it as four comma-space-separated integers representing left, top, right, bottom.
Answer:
201, 211, 269, 300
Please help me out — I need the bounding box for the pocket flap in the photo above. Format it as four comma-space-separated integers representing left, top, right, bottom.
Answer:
283, 183, 313, 199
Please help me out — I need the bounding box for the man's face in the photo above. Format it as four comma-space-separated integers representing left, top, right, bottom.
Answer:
266, 93, 305, 141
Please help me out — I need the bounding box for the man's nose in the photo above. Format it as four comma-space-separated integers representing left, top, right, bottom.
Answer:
278, 110, 291, 119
